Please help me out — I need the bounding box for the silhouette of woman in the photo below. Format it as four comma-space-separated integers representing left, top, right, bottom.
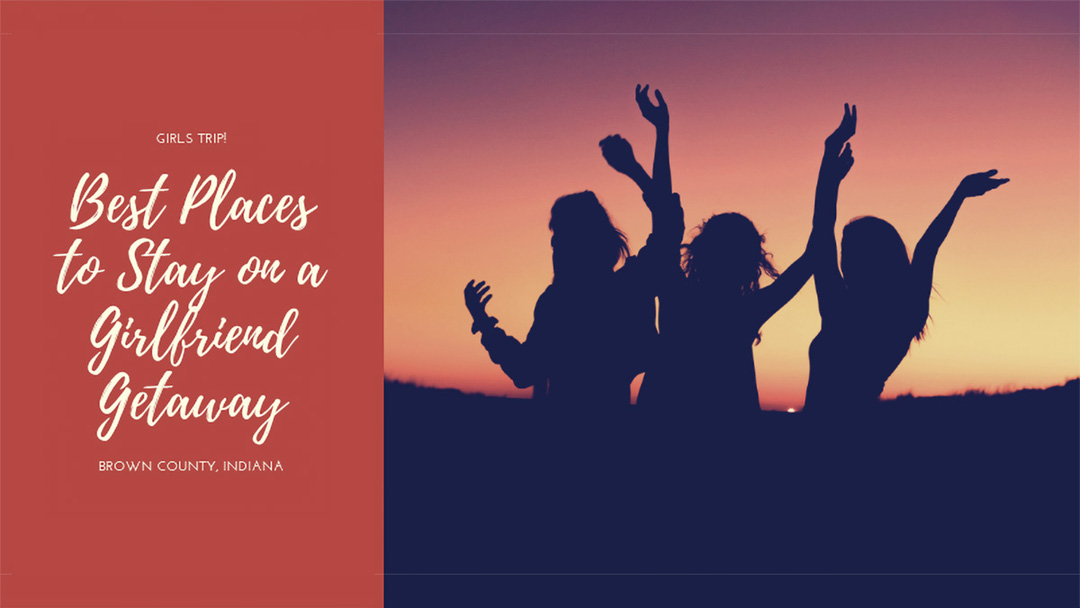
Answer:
463, 193, 659, 405
805, 104, 1009, 412
601, 85, 813, 413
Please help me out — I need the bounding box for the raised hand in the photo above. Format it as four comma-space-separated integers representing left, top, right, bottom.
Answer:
635, 84, 669, 130
825, 103, 857, 151
599, 135, 641, 176
464, 279, 498, 333
955, 169, 1010, 199
834, 142, 855, 181
821, 141, 855, 183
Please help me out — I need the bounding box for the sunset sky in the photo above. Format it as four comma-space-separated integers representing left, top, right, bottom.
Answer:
384, 1, 1079, 409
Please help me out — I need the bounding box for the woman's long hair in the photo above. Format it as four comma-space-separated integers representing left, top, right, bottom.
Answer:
683, 212, 779, 295
841, 216, 928, 341
682, 213, 780, 344
549, 191, 629, 282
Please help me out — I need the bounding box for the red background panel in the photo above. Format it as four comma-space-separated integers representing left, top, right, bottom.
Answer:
0, 2, 383, 606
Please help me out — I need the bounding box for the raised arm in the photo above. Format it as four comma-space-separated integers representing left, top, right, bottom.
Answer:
635, 84, 670, 197
751, 243, 813, 329
464, 280, 544, 390
911, 170, 1009, 300
811, 104, 857, 324
599, 85, 682, 278
598, 135, 681, 248
598, 85, 671, 204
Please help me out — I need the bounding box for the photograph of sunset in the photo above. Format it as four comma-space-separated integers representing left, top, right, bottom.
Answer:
385, 0, 1077, 409
382, 2, 1078, 602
